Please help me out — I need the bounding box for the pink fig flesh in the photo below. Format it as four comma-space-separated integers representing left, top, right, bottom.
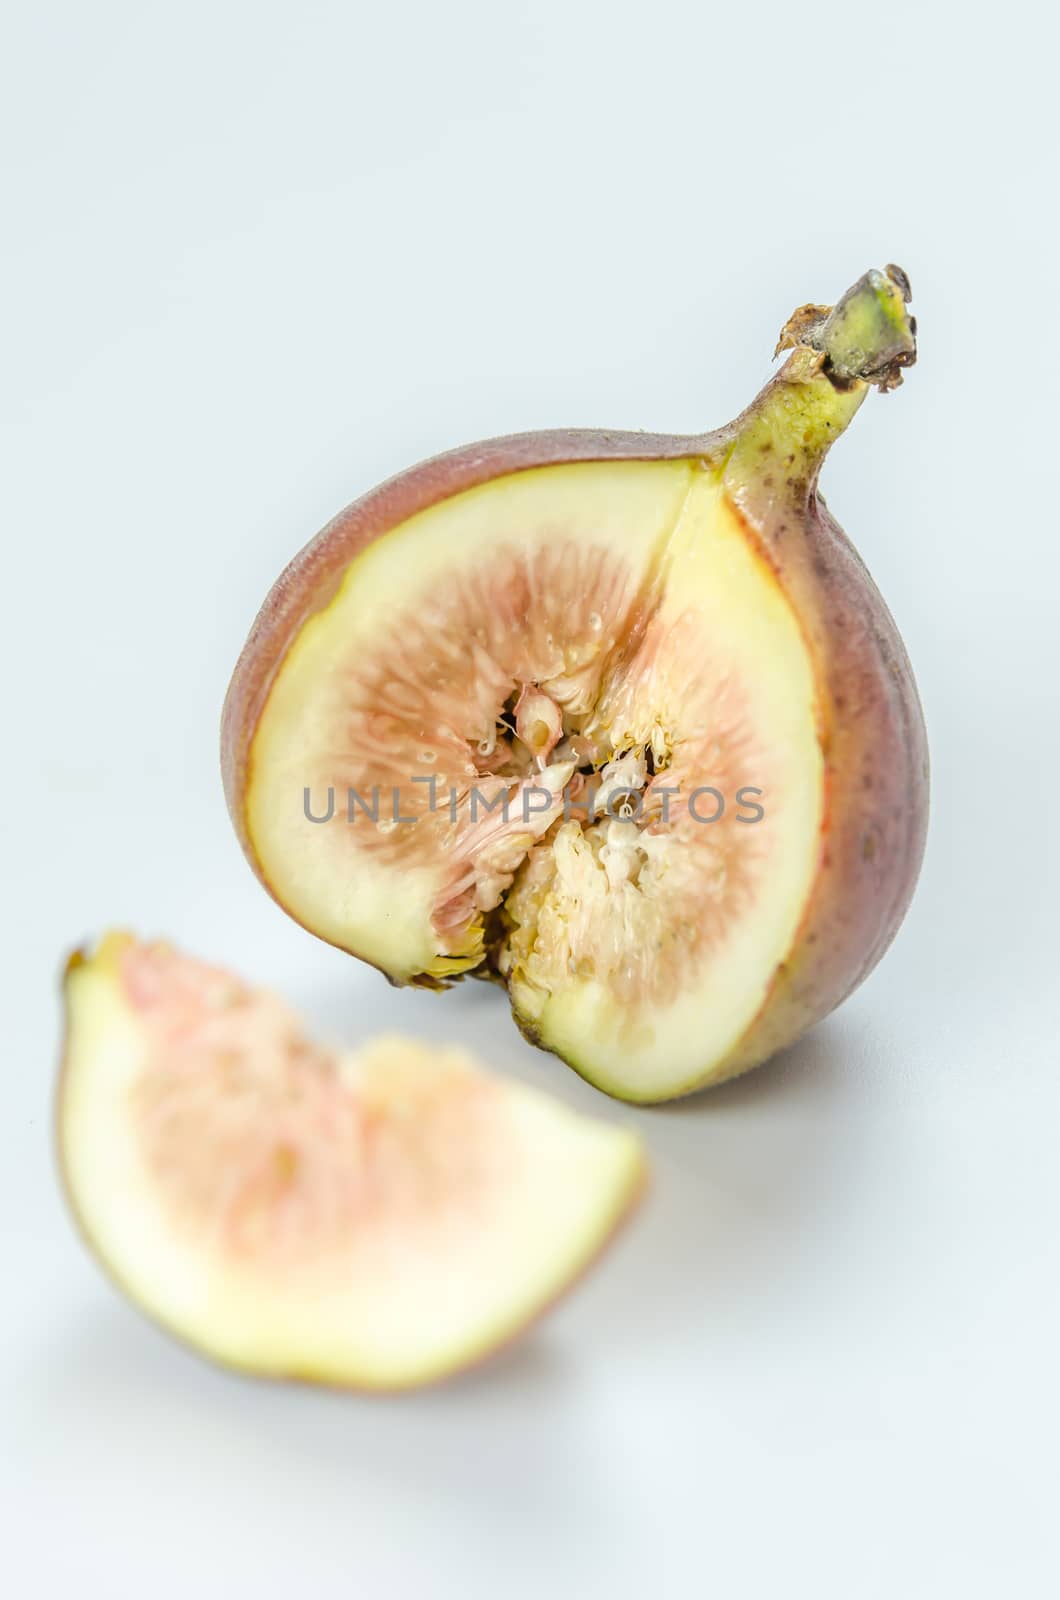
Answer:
57, 934, 645, 1387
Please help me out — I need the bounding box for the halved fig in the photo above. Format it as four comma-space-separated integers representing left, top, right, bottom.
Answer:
223, 267, 928, 1101
57, 934, 645, 1388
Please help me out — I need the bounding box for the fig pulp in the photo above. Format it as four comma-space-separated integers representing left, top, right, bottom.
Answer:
58, 935, 645, 1388
223, 267, 928, 1102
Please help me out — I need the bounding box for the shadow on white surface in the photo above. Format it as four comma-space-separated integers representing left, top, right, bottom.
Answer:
12, 1296, 632, 1584
17, 1289, 577, 1417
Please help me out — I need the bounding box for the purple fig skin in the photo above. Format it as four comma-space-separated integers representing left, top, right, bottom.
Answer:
222, 267, 928, 1089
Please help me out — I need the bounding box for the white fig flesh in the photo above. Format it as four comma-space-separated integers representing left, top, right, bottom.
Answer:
246, 463, 823, 1100
58, 934, 645, 1389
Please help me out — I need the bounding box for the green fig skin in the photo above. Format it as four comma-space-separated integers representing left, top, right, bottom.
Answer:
222, 267, 928, 1091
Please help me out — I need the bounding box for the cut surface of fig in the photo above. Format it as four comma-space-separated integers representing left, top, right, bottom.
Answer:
58, 934, 645, 1388
225, 266, 928, 1101
247, 466, 822, 1099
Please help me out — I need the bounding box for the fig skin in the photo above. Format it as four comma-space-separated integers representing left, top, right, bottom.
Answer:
223, 267, 928, 1091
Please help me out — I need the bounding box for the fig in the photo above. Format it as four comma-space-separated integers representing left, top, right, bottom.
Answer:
223, 266, 928, 1102
57, 934, 645, 1388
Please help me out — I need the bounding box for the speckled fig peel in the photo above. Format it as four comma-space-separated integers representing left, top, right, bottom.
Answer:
57, 934, 645, 1390
223, 266, 928, 1103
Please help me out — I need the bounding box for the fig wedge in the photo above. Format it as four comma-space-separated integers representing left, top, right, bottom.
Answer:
57, 935, 645, 1389
223, 266, 928, 1101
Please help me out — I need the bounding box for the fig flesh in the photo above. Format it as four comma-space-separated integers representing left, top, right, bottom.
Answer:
57, 934, 645, 1388
223, 267, 928, 1101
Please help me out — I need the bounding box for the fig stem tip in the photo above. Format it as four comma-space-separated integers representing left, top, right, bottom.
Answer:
777, 265, 917, 393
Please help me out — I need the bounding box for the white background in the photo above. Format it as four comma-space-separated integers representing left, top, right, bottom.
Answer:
4, 3, 1058, 1594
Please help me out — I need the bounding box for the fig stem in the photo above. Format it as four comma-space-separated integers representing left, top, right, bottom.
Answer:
810, 265, 917, 393
720, 265, 916, 505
